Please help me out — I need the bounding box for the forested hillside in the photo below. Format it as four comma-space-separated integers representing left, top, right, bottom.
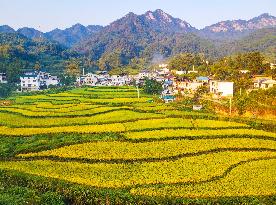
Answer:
0, 10, 275, 73
218, 28, 276, 61
0, 33, 78, 82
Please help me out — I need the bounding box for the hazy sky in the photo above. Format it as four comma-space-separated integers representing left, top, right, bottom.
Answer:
1, 0, 276, 32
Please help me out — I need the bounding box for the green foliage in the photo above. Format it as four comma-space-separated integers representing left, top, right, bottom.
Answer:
235, 94, 251, 115
65, 59, 81, 77
143, 78, 163, 95
40, 191, 65, 205
0, 33, 79, 76
0, 83, 15, 98
0, 87, 275, 204
193, 85, 209, 103
168, 53, 207, 71
220, 28, 276, 61
210, 52, 270, 87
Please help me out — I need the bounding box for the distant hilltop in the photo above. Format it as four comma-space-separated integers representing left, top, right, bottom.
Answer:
0, 10, 275, 47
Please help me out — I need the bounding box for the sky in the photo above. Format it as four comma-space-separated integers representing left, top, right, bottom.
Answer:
1, 0, 276, 32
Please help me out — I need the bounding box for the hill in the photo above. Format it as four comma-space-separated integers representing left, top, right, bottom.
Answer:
74, 10, 216, 69
199, 13, 276, 40
0, 10, 275, 71
45, 24, 103, 47
219, 28, 276, 60
0, 33, 78, 82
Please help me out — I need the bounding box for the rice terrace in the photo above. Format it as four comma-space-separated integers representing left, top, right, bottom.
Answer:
0, 86, 275, 204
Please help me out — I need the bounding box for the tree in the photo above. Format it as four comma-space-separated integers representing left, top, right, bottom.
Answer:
193, 85, 208, 103
168, 53, 195, 70
168, 53, 207, 71
98, 50, 123, 71
143, 78, 163, 95
34, 62, 41, 71
235, 94, 251, 115
59, 75, 75, 86
65, 60, 81, 77
0, 84, 13, 98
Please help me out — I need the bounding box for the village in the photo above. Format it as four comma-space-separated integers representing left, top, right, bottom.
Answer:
0, 63, 275, 103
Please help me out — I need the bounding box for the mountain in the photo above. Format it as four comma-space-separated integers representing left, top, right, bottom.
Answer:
0, 32, 78, 78
0, 24, 103, 47
0, 10, 275, 72
105, 9, 196, 34
45, 24, 103, 47
17, 27, 45, 39
200, 13, 276, 40
0, 25, 15, 33
219, 28, 276, 59
86, 25, 105, 34
74, 9, 212, 68
140, 9, 196, 33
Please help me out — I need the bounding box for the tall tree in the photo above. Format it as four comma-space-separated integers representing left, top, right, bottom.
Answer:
65, 60, 81, 77
143, 78, 163, 95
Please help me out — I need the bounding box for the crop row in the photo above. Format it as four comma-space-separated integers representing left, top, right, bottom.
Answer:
8, 103, 101, 113
0, 151, 275, 188
17, 138, 276, 161
124, 118, 248, 131
0, 123, 125, 136
0, 113, 248, 130
0, 106, 119, 117
130, 158, 276, 198
125, 128, 276, 140
0, 110, 162, 127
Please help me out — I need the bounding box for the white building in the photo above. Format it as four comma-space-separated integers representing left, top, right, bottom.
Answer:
175, 70, 187, 75
138, 70, 157, 79
259, 79, 276, 89
210, 80, 234, 97
76, 73, 98, 86
253, 76, 274, 89
38, 71, 60, 88
110, 75, 128, 86
175, 81, 203, 93
157, 68, 170, 76
20, 71, 60, 92
0, 73, 7, 84
44, 75, 60, 88
20, 72, 40, 92
240, 70, 250, 74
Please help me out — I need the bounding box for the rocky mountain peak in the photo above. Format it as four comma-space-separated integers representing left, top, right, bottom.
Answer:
202, 13, 276, 33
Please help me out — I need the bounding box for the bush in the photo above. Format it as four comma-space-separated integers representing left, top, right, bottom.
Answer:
0, 83, 14, 98
143, 78, 163, 95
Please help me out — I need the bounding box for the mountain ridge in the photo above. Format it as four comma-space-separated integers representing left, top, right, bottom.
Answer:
0, 10, 275, 46
0, 10, 275, 71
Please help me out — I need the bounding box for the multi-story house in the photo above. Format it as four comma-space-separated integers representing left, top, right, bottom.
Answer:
20, 72, 40, 92
20, 70, 60, 92
76, 73, 98, 86
259, 79, 276, 89
210, 80, 234, 97
253, 76, 273, 89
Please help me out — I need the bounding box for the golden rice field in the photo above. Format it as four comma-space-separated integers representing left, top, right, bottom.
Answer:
0, 86, 275, 204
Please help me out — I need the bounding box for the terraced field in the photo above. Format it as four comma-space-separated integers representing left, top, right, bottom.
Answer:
0, 86, 275, 204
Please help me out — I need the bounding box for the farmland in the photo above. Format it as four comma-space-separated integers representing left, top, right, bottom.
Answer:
0, 86, 276, 204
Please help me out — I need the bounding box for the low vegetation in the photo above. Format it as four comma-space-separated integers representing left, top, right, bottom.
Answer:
0, 86, 275, 204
